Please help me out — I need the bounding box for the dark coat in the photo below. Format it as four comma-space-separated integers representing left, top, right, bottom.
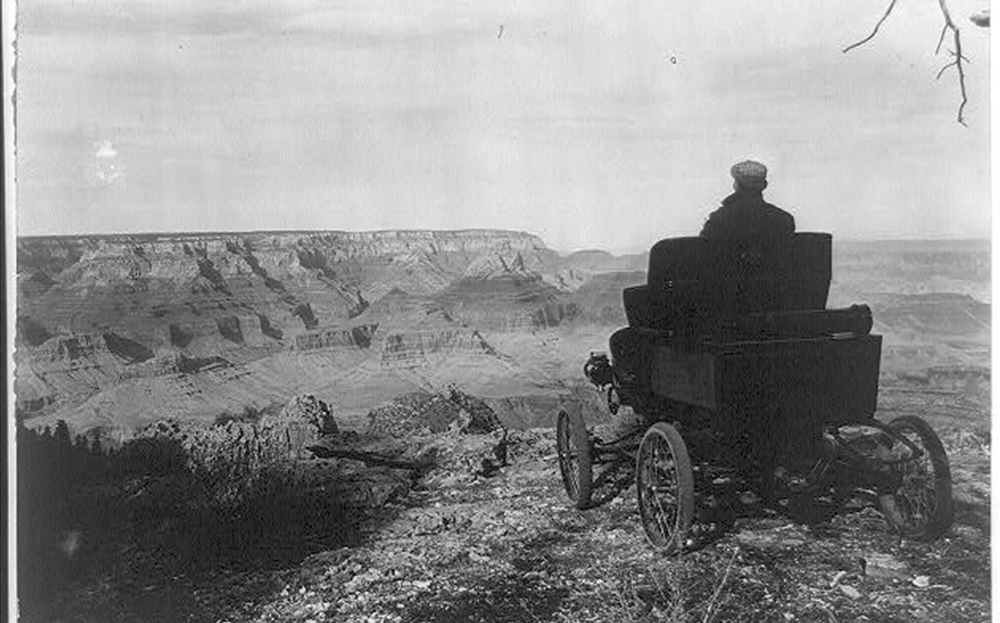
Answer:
699, 190, 795, 240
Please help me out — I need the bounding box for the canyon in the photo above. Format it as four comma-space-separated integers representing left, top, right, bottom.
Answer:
14, 231, 989, 440
13, 230, 992, 623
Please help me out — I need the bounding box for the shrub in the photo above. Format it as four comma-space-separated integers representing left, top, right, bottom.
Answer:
214, 404, 269, 426
115, 435, 189, 478
185, 422, 296, 511
126, 419, 298, 514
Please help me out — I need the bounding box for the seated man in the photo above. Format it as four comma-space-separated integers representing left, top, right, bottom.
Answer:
700, 160, 795, 240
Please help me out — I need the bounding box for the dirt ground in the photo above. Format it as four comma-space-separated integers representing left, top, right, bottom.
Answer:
19, 381, 990, 623
246, 411, 990, 623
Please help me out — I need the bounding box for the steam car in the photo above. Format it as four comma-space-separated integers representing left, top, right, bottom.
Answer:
557, 233, 954, 552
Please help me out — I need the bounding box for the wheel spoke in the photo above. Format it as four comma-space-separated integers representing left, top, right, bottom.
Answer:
876, 416, 953, 539
635, 423, 693, 552
557, 409, 593, 509
640, 436, 680, 546
891, 429, 939, 529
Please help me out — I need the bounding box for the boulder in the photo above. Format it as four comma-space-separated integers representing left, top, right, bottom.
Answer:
269, 395, 339, 436
260, 395, 340, 459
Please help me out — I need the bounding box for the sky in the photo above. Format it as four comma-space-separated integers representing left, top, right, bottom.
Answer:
10, 0, 993, 253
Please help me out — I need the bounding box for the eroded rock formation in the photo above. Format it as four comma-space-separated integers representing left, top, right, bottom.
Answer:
15, 230, 640, 431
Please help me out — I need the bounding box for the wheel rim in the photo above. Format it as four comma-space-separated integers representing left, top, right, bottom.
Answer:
558, 412, 581, 502
878, 420, 948, 535
638, 432, 682, 548
882, 429, 936, 527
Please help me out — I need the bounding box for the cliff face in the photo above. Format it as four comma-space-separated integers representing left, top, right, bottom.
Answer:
14, 233, 992, 437
15, 230, 638, 431
17, 230, 556, 329
16, 230, 560, 346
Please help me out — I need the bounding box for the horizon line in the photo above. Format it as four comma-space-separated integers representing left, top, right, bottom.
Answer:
15, 227, 992, 255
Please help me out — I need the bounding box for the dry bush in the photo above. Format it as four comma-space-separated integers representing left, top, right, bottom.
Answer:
569, 550, 742, 623
367, 386, 505, 437
130, 419, 299, 514
183, 422, 297, 512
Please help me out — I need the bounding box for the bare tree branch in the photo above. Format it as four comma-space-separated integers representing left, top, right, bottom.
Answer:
843, 0, 899, 53
935, 24, 948, 53
844, 0, 971, 125
936, 0, 968, 125
936, 60, 959, 79
307, 443, 436, 470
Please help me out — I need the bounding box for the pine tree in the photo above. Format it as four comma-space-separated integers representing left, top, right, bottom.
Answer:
53, 420, 72, 448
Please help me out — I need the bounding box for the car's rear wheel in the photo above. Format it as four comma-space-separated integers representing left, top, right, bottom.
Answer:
636, 422, 695, 553
557, 408, 593, 510
876, 415, 954, 539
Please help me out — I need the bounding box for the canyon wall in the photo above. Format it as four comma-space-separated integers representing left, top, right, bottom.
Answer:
15, 231, 988, 435
15, 230, 644, 432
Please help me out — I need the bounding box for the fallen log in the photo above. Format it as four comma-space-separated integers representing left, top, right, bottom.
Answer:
306, 443, 437, 471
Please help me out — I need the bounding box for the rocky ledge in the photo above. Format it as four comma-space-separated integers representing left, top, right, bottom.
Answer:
247, 429, 990, 623
26, 389, 991, 623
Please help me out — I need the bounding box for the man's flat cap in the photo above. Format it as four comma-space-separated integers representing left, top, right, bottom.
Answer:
731, 160, 768, 190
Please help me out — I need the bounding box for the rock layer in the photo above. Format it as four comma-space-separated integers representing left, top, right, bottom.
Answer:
15, 230, 640, 432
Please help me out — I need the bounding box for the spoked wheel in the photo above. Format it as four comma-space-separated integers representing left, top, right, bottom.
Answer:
557, 408, 593, 510
785, 433, 854, 524
876, 415, 954, 539
636, 423, 695, 553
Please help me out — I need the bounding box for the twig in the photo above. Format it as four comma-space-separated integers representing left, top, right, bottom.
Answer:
844, 0, 971, 125
702, 547, 739, 623
306, 444, 434, 470
936, 60, 959, 79
935, 24, 949, 53
517, 597, 543, 623
843, 0, 899, 53
936, 0, 969, 125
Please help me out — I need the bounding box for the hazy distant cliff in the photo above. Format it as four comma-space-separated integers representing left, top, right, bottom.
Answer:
15, 230, 646, 430
16, 229, 633, 340
15, 231, 987, 437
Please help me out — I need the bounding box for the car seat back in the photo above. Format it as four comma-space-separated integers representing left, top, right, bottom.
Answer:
636, 233, 832, 334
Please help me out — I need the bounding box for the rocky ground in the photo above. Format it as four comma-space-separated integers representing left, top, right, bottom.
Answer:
20, 386, 991, 623
244, 427, 990, 623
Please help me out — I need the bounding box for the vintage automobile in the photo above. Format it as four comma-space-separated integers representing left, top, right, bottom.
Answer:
556, 233, 954, 552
